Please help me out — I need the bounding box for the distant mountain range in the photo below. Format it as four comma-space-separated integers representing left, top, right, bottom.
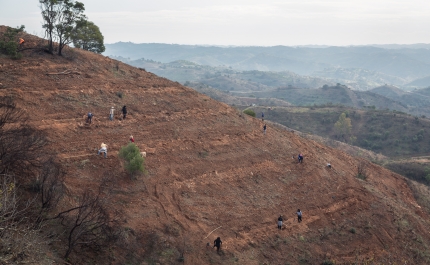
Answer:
113, 57, 333, 90
110, 56, 430, 117
105, 43, 430, 88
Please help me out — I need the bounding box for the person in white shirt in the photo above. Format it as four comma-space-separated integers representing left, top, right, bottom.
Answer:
97, 143, 108, 158
109, 107, 115, 121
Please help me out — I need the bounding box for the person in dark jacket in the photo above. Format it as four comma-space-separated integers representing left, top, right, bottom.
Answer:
297, 209, 302, 222
122, 105, 127, 119
87, 112, 93, 124
298, 154, 303, 163
263, 124, 267, 135
277, 215, 283, 230
213, 237, 222, 253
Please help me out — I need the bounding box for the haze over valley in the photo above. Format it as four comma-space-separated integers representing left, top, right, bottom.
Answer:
106, 42, 430, 91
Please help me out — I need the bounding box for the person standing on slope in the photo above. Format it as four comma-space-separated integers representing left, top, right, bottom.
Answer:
213, 237, 222, 253
261, 112, 265, 121
109, 107, 115, 121
277, 215, 283, 230
129, 135, 134, 143
87, 112, 94, 124
263, 124, 267, 135
122, 105, 127, 119
298, 154, 303, 163
297, 209, 302, 223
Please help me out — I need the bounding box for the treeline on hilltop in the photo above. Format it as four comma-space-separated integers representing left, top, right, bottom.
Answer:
1, 0, 105, 60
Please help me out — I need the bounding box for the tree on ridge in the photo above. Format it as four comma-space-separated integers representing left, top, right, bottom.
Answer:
40, 0, 86, 55
71, 20, 105, 53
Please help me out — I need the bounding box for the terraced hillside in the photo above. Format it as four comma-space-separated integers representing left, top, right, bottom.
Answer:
1, 29, 430, 264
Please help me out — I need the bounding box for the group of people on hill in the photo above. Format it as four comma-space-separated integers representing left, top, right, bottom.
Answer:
212, 211, 304, 253
211, 212, 304, 254
109, 106, 127, 120
88, 106, 129, 158
109, 105, 127, 120
261, 113, 305, 164
277, 210, 302, 230
86, 105, 128, 124
95, 106, 308, 253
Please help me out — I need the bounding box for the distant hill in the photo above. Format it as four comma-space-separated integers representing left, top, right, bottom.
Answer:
113, 57, 334, 91
369, 43, 430, 49
370, 85, 409, 98
187, 83, 292, 107
313, 67, 407, 90
251, 106, 430, 158
230, 84, 410, 112
406, 75, 430, 87
414, 86, 430, 96
105, 43, 430, 81
115, 56, 430, 117
119, 58, 430, 116
370, 85, 430, 116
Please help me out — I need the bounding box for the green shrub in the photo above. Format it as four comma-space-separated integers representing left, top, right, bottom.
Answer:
321, 260, 335, 265
116, 91, 124, 98
243, 109, 256, 117
119, 143, 145, 175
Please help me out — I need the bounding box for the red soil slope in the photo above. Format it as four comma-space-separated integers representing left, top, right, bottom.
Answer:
1, 29, 430, 264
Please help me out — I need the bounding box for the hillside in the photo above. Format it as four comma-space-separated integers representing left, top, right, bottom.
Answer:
251, 106, 430, 158
2, 29, 430, 264
185, 83, 292, 107
230, 84, 410, 111
370, 85, 410, 99
406, 75, 430, 87
311, 67, 406, 90
370, 85, 430, 116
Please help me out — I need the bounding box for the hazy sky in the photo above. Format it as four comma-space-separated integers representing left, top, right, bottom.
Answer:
1, 0, 430, 46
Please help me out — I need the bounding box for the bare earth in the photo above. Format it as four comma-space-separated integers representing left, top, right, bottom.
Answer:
1, 28, 430, 264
